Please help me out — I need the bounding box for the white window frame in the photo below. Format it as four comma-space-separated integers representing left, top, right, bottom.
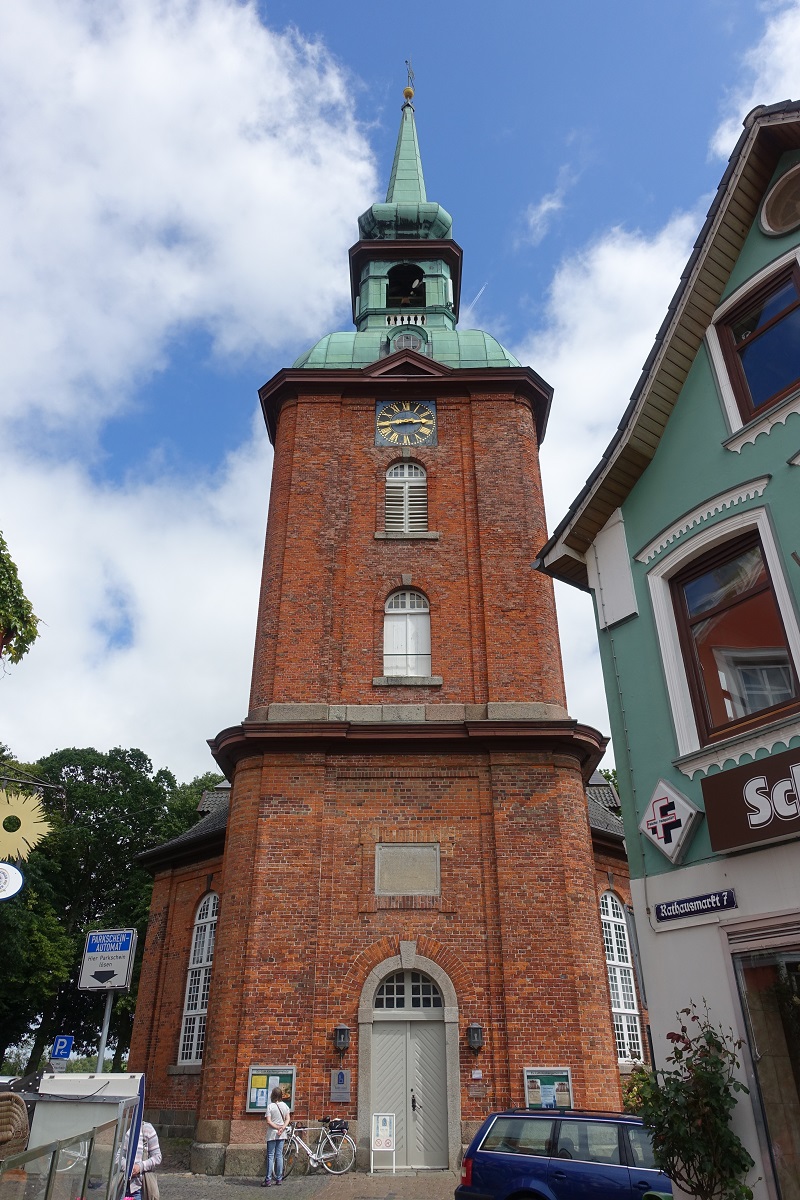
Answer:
648, 506, 800, 758
385, 462, 428, 534
383, 590, 432, 678
600, 892, 643, 1063
179, 892, 218, 1064
706, 247, 800, 436
373, 969, 444, 1012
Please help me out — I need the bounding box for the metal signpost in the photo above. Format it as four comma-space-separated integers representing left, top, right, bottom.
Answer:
78, 929, 137, 1068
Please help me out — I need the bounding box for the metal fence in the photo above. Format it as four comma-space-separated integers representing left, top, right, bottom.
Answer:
0, 1095, 139, 1200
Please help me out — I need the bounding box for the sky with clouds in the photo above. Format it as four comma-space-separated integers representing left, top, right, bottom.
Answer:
2, 0, 800, 781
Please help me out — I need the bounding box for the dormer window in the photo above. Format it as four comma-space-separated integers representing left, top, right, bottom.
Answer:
718, 262, 800, 419
394, 333, 423, 352
387, 263, 426, 309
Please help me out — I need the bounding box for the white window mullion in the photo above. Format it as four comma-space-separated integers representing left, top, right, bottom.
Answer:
180, 893, 218, 1064
601, 891, 643, 1062
383, 590, 431, 677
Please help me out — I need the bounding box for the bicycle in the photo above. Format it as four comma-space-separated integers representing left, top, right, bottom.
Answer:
282, 1117, 356, 1176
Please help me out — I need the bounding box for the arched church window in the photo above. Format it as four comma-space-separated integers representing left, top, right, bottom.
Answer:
600, 891, 643, 1062
383, 590, 431, 677
385, 462, 428, 534
387, 263, 426, 309
374, 970, 443, 1009
179, 891, 219, 1063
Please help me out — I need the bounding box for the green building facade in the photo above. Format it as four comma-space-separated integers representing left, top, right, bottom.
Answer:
542, 100, 800, 1200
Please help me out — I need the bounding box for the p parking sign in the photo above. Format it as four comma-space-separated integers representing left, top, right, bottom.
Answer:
51, 1035, 73, 1059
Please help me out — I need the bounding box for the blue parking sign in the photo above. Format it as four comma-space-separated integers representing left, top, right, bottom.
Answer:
52, 1035, 74, 1059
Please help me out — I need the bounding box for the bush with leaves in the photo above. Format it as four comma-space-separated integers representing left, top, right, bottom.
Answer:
632, 1004, 755, 1200
622, 1062, 649, 1113
0, 530, 39, 664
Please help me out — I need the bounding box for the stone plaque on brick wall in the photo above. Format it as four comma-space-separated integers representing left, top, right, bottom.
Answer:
375, 843, 440, 895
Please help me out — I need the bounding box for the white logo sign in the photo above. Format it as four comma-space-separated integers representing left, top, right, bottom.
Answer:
639, 780, 702, 863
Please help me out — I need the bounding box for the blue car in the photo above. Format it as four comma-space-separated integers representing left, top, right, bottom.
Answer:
456, 1109, 672, 1200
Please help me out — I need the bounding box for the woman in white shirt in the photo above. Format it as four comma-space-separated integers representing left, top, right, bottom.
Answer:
128, 1121, 162, 1196
262, 1086, 290, 1187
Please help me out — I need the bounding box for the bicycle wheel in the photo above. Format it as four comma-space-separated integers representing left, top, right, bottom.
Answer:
282, 1136, 300, 1178
320, 1131, 356, 1174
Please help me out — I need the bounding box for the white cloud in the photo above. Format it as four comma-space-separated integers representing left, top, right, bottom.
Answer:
514, 214, 698, 746
517, 214, 698, 525
1, 418, 269, 782
522, 165, 579, 246
0, 0, 378, 780
0, 0, 376, 438
712, 1, 800, 156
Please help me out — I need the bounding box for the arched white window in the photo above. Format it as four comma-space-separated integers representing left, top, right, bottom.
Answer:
374, 970, 443, 1009
383, 590, 431, 677
179, 892, 218, 1063
385, 463, 428, 534
600, 892, 643, 1062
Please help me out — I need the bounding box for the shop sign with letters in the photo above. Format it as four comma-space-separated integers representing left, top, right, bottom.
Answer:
701, 746, 800, 852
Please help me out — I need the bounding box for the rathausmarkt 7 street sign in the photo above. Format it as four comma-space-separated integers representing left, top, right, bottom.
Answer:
78, 928, 137, 991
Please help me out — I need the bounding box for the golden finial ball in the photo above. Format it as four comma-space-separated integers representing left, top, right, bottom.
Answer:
403, 86, 415, 100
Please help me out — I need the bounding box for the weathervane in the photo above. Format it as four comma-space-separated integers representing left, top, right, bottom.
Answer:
403, 59, 415, 104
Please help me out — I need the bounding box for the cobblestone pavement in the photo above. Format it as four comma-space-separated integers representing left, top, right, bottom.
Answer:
160, 1169, 459, 1200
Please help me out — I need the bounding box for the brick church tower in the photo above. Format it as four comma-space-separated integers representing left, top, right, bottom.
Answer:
131, 85, 623, 1172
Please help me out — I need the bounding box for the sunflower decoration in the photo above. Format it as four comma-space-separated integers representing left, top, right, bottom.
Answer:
0, 788, 52, 861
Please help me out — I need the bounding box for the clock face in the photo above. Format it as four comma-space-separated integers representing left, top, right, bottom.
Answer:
375, 400, 437, 447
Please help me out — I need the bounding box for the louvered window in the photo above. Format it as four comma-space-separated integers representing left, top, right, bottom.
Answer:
384, 590, 431, 677
385, 463, 428, 534
179, 892, 218, 1063
600, 892, 643, 1062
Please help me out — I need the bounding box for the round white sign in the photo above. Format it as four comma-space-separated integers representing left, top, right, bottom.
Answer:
0, 861, 24, 900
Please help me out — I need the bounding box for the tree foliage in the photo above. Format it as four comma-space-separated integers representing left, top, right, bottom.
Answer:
0, 746, 221, 1069
630, 1004, 755, 1200
0, 530, 39, 664
600, 766, 619, 791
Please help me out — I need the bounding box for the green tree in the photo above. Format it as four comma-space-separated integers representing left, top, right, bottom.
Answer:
0, 530, 39, 664
600, 766, 618, 790
0, 747, 220, 1070
631, 1004, 755, 1200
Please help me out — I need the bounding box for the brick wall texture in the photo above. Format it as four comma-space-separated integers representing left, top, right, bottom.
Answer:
250, 388, 567, 709
130, 375, 626, 1158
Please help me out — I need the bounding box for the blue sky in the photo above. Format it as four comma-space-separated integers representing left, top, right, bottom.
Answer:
1, 0, 799, 779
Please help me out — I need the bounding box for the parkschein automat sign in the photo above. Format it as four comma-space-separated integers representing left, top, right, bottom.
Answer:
78, 928, 137, 991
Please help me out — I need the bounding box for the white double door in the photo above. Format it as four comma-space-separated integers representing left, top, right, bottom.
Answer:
372, 1017, 448, 1168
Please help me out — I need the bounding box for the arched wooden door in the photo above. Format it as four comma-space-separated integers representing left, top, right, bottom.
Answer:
371, 970, 448, 1168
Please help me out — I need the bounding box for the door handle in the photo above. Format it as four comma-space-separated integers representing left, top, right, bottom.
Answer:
410, 1090, 418, 1112
554, 1171, 567, 1180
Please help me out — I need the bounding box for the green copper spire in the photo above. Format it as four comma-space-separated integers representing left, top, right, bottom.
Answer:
292, 74, 519, 371
385, 98, 427, 203
357, 82, 452, 241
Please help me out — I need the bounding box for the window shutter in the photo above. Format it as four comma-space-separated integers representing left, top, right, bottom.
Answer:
385, 463, 428, 534
407, 479, 428, 532
385, 481, 406, 532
